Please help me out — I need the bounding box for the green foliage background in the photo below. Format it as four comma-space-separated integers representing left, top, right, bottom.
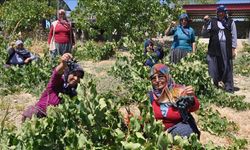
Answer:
0, 0, 54, 36
71, 0, 183, 41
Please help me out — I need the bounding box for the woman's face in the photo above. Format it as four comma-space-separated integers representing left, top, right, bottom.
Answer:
146, 43, 154, 52
151, 73, 168, 90
181, 18, 188, 27
217, 12, 226, 20
16, 44, 24, 50
67, 71, 81, 87
59, 12, 66, 20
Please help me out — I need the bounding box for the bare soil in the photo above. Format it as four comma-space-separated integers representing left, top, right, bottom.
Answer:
0, 92, 37, 128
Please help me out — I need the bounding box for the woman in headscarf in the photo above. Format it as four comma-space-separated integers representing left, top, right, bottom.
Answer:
6, 40, 37, 66
144, 39, 164, 68
165, 14, 196, 64
148, 63, 200, 138
202, 5, 237, 93
48, 9, 75, 58
22, 53, 84, 121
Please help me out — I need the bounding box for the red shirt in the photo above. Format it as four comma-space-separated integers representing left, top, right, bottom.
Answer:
151, 91, 200, 130
48, 21, 75, 45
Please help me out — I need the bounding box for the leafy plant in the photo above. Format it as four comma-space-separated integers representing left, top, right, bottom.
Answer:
0, 79, 225, 150
234, 54, 250, 77
0, 0, 54, 36
0, 52, 55, 96
241, 42, 250, 53
75, 41, 116, 61
71, 0, 183, 41
206, 93, 250, 111
198, 105, 238, 135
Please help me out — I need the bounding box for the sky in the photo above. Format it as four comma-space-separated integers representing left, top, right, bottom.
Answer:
64, 0, 78, 11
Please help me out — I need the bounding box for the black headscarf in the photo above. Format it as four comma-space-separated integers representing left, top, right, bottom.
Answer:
62, 63, 84, 97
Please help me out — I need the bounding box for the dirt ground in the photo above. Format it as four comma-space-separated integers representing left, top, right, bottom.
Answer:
0, 41, 249, 149
0, 93, 37, 128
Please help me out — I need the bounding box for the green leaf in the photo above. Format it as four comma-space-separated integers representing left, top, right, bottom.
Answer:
121, 141, 141, 150
135, 132, 145, 140
115, 128, 125, 139
99, 98, 107, 110
78, 134, 87, 148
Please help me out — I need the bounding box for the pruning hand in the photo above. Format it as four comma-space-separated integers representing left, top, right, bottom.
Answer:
203, 15, 210, 22
56, 53, 73, 74
170, 21, 176, 27
180, 86, 195, 97
61, 53, 73, 65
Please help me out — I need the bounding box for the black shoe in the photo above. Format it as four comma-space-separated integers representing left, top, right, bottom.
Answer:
225, 90, 234, 94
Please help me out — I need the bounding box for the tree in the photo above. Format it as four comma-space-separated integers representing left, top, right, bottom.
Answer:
71, 0, 183, 41
0, 0, 55, 36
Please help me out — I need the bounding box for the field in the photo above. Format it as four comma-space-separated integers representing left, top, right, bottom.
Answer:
1, 0, 250, 149
0, 38, 250, 149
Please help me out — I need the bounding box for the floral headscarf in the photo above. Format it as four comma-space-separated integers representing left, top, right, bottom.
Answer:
150, 64, 175, 97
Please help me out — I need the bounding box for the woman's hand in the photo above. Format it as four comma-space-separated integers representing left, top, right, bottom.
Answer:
232, 48, 237, 59
170, 21, 176, 27
24, 57, 32, 64
165, 21, 176, 36
180, 86, 195, 97
118, 104, 141, 127
61, 53, 72, 65
56, 53, 73, 74
123, 113, 133, 126
203, 15, 210, 22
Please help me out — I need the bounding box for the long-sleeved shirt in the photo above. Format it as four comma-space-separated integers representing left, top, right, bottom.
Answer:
35, 69, 64, 114
6, 48, 36, 65
149, 85, 200, 130
203, 19, 237, 48
144, 47, 164, 67
152, 95, 199, 130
